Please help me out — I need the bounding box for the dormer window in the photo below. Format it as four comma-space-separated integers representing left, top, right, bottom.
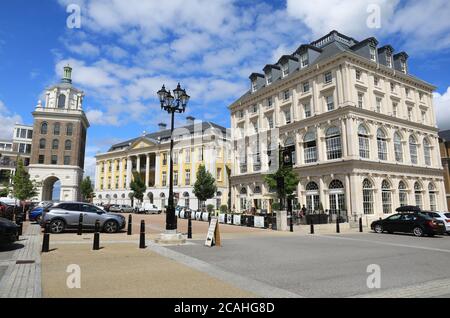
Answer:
401, 60, 407, 73
386, 52, 392, 68
266, 72, 272, 85
281, 63, 289, 77
251, 81, 257, 93
370, 47, 377, 62
300, 53, 308, 68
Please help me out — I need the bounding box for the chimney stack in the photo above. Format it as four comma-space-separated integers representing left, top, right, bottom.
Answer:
158, 123, 167, 131
186, 116, 195, 125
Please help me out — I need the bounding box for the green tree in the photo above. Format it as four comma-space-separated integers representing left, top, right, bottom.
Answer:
264, 165, 299, 210
80, 176, 95, 202
130, 172, 146, 205
0, 184, 10, 197
193, 165, 217, 211
12, 159, 38, 213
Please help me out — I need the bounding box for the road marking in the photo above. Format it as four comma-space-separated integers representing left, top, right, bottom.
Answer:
145, 241, 303, 298
314, 234, 450, 254
353, 277, 450, 298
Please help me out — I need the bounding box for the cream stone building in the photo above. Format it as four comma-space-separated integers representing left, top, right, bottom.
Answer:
229, 30, 446, 223
94, 118, 231, 210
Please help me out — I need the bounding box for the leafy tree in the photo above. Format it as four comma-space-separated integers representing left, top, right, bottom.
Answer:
80, 176, 95, 202
264, 165, 299, 210
0, 184, 10, 197
12, 159, 38, 213
193, 165, 217, 211
130, 172, 146, 205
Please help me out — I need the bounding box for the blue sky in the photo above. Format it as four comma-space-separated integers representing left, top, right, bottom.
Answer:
1, 0, 450, 177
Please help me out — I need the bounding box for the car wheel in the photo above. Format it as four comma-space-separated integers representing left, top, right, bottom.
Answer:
50, 219, 66, 234
413, 227, 424, 237
374, 224, 383, 233
103, 220, 119, 233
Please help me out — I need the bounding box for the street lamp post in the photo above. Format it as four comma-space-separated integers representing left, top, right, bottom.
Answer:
157, 83, 190, 237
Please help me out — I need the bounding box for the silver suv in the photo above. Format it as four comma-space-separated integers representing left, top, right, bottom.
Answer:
42, 202, 126, 234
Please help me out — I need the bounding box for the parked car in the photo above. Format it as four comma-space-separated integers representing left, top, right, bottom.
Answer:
371, 206, 446, 237
137, 203, 162, 214
421, 211, 450, 235
42, 202, 126, 234
29, 202, 54, 223
110, 204, 134, 213
0, 217, 19, 244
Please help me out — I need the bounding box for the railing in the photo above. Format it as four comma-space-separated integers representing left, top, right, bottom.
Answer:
304, 147, 317, 163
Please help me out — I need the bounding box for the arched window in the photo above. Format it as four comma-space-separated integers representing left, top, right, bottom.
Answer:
40, 122, 48, 135
303, 131, 317, 163
147, 192, 154, 204
53, 123, 61, 135
423, 138, 431, 166
377, 129, 387, 160
253, 186, 261, 194
428, 183, 437, 211
381, 180, 392, 214
363, 179, 374, 214
409, 136, 418, 164
399, 181, 408, 207
329, 180, 345, 215
414, 182, 422, 209
66, 123, 73, 136
325, 126, 342, 160
52, 139, 59, 150
358, 125, 370, 158
240, 187, 247, 195
394, 132, 403, 162
39, 138, 46, 149
57, 94, 66, 109
284, 137, 295, 147
65, 140, 72, 151
305, 182, 319, 213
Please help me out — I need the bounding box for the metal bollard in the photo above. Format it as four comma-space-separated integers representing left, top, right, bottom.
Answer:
336, 217, 340, 233
359, 217, 363, 233
310, 219, 314, 234
93, 220, 100, 250
188, 218, 192, 239
139, 220, 146, 249
16, 215, 23, 236
41, 222, 50, 253
77, 213, 83, 236
290, 215, 294, 232
127, 214, 132, 235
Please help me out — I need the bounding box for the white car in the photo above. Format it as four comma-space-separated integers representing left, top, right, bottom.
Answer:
138, 203, 161, 214
422, 211, 450, 234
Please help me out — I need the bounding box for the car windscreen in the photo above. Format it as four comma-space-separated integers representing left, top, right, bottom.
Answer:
445, 213, 450, 218
417, 212, 432, 220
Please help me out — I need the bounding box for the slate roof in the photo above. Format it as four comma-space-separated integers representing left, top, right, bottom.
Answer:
107, 121, 227, 152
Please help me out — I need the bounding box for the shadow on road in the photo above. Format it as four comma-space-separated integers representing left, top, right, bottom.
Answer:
0, 243, 25, 252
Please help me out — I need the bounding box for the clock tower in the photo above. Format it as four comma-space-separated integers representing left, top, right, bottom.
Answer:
28, 66, 90, 201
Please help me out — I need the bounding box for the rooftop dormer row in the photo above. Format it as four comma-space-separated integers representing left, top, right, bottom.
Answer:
250, 30, 409, 94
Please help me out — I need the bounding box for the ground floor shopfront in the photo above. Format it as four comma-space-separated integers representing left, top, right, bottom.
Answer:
231, 161, 447, 224
94, 186, 228, 211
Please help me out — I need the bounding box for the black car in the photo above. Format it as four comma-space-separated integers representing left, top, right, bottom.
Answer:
0, 217, 19, 244
371, 211, 446, 237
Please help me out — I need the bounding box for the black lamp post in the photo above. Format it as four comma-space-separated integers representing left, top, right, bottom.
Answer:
157, 83, 190, 232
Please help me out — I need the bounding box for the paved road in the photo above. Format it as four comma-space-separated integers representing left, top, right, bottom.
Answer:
168, 232, 450, 298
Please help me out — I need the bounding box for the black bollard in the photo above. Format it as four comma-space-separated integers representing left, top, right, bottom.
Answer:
41, 222, 50, 253
359, 217, 363, 233
127, 214, 132, 235
139, 220, 146, 249
336, 216, 340, 233
290, 215, 294, 232
188, 218, 192, 239
310, 218, 314, 234
93, 220, 100, 251
77, 213, 83, 236
16, 215, 23, 236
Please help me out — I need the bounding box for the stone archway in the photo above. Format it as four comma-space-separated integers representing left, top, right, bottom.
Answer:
42, 176, 61, 201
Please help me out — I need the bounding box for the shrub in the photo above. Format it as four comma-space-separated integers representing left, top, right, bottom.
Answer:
207, 204, 215, 213
220, 205, 228, 213
271, 202, 281, 211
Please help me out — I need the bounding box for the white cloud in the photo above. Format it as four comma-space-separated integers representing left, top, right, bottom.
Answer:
67, 41, 100, 57
0, 100, 23, 140
434, 87, 450, 130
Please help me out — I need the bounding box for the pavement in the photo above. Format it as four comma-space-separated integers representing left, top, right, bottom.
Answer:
2, 214, 450, 298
